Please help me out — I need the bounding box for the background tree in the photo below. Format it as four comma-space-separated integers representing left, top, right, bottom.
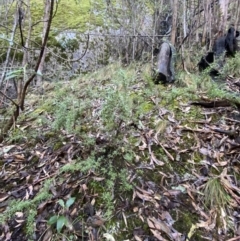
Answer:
171, 0, 178, 45
218, 0, 230, 36
0, 0, 55, 142
35, 0, 52, 85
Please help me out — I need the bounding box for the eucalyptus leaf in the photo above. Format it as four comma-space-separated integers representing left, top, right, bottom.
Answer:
58, 199, 65, 208
56, 216, 67, 233
66, 197, 76, 209
48, 215, 58, 225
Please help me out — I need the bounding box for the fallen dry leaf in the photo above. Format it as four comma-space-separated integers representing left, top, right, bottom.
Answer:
0, 193, 9, 202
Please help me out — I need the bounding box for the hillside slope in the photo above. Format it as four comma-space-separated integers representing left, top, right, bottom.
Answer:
1, 61, 240, 241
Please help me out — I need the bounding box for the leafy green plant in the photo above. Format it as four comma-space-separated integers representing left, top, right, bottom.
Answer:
7, 128, 26, 143
52, 98, 82, 133
48, 197, 76, 233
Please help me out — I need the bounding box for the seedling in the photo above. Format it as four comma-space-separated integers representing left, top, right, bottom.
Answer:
48, 197, 76, 233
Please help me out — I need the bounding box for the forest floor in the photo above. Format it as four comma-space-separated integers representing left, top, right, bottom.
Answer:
1, 61, 240, 241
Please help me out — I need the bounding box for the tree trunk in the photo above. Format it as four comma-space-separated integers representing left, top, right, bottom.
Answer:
171, 0, 178, 45
234, 0, 240, 31
202, 0, 211, 47
36, 0, 51, 86
0, 4, 19, 87
19, 0, 32, 102
156, 42, 173, 83
218, 0, 229, 35
183, 0, 187, 39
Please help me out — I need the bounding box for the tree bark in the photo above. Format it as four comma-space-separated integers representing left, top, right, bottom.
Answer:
36, 0, 51, 85
234, 0, 240, 31
19, 0, 32, 102
171, 0, 178, 45
0, 4, 19, 87
218, 0, 229, 35
183, 0, 187, 39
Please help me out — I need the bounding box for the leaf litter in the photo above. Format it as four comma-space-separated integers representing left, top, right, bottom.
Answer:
1, 73, 240, 241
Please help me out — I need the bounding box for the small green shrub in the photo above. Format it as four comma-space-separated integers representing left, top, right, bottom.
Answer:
222, 52, 240, 76
100, 69, 134, 135
48, 197, 76, 233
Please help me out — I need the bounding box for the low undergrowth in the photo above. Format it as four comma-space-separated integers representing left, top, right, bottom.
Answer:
1, 60, 240, 240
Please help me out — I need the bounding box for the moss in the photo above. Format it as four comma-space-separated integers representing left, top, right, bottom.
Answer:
34, 101, 54, 113
139, 102, 154, 113
53, 141, 64, 151
51, 0, 104, 31
45, 131, 57, 139
173, 210, 202, 240
112, 216, 149, 240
